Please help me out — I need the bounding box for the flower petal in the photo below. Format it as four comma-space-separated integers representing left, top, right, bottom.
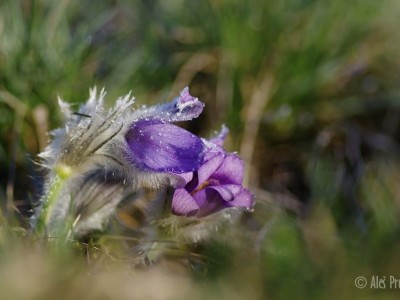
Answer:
211, 154, 244, 185
192, 188, 226, 217
209, 125, 229, 147
133, 87, 204, 123
125, 121, 204, 173
160, 87, 204, 122
228, 188, 254, 209
171, 188, 200, 216
208, 185, 234, 201
197, 150, 225, 184
168, 87, 204, 121
174, 172, 194, 188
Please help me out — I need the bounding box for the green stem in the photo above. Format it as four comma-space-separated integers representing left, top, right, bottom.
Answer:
35, 164, 72, 237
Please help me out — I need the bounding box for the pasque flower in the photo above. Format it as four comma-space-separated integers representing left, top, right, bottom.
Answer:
37, 86, 254, 241
171, 127, 254, 217
36, 87, 206, 235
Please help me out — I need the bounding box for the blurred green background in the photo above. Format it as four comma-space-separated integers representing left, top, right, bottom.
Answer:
1, 0, 400, 299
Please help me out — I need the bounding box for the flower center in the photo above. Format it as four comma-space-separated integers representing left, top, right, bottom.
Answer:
190, 178, 219, 195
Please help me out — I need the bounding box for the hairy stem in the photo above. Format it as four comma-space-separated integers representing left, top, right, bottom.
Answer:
35, 164, 72, 237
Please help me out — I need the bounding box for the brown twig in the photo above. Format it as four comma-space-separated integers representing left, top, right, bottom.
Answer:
240, 73, 274, 186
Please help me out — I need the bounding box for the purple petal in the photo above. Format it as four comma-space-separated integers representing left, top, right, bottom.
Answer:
197, 151, 225, 184
209, 125, 229, 147
207, 184, 243, 202
211, 154, 244, 185
170, 87, 204, 121
125, 120, 204, 173
228, 188, 254, 209
203, 144, 224, 161
208, 185, 234, 201
184, 172, 199, 194
174, 172, 194, 188
178, 87, 198, 104
221, 184, 243, 197
172, 189, 200, 216
192, 188, 226, 217
137, 87, 204, 123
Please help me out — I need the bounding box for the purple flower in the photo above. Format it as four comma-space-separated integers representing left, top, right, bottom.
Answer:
125, 88, 206, 173
171, 128, 254, 217
39, 87, 208, 235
